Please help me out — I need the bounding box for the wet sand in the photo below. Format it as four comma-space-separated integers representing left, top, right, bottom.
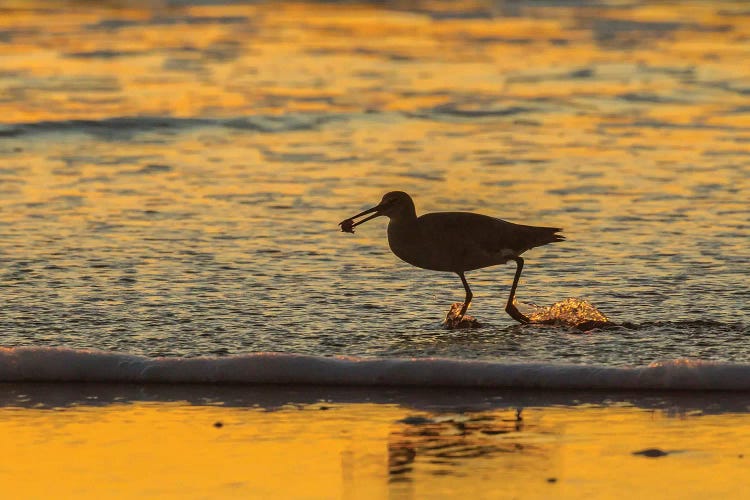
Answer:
3, 385, 750, 498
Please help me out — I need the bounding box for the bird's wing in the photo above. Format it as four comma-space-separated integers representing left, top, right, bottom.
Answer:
420, 212, 563, 255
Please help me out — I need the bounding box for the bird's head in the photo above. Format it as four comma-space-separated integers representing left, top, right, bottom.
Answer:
339, 191, 416, 233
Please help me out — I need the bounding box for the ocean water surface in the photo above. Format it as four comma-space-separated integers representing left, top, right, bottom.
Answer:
0, 0, 748, 382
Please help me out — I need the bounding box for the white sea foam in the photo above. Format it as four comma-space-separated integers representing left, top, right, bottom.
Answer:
1, 347, 749, 390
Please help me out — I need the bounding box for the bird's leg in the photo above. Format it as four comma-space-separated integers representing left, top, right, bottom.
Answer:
505, 257, 531, 324
457, 272, 473, 320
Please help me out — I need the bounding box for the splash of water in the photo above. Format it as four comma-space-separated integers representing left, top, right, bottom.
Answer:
522, 297, 612, 331
443, 302, 481, 329
443, 298, 612, 331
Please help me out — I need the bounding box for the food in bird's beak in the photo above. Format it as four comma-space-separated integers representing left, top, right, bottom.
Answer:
339, 218, 355, 233
339, 203, 383, 234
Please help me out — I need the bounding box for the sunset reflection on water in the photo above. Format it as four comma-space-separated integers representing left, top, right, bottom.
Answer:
1, 3, 748, 497
2, 393, 750, 498
0, 1, 747, 363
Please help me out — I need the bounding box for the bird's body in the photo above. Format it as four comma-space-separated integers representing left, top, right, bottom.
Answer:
387, 211, 562, 273
339, 191, 564, 325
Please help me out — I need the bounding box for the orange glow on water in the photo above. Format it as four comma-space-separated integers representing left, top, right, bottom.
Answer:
2, 1, 749, 123
2, 402, 750, 498
0, 4, 749, 497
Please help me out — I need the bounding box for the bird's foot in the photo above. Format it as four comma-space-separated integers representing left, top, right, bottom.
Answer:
443, 302, 481, 329
505, 304, 531, 325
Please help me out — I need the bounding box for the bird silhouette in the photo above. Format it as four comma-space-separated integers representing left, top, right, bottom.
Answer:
339, 191, 564, 325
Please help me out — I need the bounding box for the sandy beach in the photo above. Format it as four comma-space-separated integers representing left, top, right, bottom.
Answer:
3, 385, 749, 498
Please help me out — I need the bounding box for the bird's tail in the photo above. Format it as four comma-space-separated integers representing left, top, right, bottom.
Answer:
517, 225, 564, 252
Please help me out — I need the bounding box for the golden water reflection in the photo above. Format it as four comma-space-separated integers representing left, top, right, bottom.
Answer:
2, 400, 750, 498
0, 0, 748, 357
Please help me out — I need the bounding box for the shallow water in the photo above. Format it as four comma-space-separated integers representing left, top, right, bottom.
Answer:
0, 0, 748, 366
3, 387, 750, 498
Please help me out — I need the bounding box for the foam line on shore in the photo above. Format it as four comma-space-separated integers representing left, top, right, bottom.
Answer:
2, 347, 749, 390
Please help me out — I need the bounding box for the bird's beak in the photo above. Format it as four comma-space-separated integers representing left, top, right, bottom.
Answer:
339, 203, 385, 233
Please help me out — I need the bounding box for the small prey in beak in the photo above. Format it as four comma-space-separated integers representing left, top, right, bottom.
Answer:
338, 203, 384, 233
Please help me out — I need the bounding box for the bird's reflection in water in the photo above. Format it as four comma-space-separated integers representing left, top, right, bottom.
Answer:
387, 409, 530, 482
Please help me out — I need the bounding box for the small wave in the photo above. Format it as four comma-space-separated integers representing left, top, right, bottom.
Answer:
408, 103, 538, 122
0, 114, 343, 138
2, 347, 750, 391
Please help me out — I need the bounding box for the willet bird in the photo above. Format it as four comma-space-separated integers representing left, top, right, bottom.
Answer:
339, 191, 564, 324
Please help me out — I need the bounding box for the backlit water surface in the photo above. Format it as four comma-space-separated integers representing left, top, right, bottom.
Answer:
0, 0, 748, 365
